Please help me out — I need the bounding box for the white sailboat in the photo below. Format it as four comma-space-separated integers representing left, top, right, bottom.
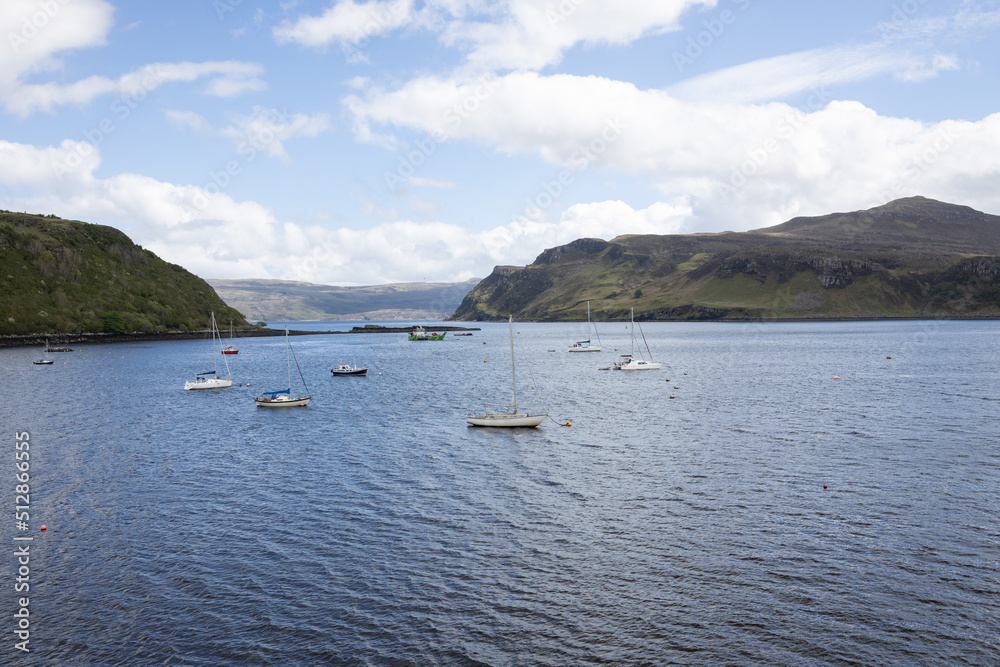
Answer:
468, 316, 547, 427
613, 307, 661, 371
254, 328, 311, 407
33, 339, 54, 365
568, 301, 602, 352
185, 313, 233, 390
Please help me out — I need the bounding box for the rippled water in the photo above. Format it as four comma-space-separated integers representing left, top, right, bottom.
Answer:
2, 320, 998, 665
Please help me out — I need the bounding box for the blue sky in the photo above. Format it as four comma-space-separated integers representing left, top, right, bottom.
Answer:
2, 0, 1000, 285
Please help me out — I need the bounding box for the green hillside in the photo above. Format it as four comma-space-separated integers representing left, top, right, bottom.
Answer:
0, 211, 247, 335
450, 197, 1000, 321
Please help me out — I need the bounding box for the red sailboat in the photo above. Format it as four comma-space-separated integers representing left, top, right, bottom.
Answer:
222, 321, 239, 354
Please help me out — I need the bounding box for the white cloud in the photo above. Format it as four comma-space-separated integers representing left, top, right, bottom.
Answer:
345, 70, 1000, 230
0, 0, 114, 83
668, 41, 967, 104
0, 0, 265, 115
2, 59, 267, 116
165, 110, 212, 132
0, 138, 692, 284
275, 0, 712, 70
407, 176, 458, 189
218, 106, 332, 161
273, 0, 415, 48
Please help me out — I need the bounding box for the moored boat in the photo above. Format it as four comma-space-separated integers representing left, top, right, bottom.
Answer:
409, 326, 446, 340
221, 320, 239, 354
331, 361, 368, 376
185, 312, 233, 390
611, 308, 661, 371
468, 316, 547, 428
568, 301, 602, 352
254, 328, 311, 407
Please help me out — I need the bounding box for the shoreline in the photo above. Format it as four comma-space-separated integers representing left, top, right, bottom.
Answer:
0, 324, 481, 349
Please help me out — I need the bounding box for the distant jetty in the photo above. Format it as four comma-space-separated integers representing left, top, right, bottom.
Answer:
0, 324, 480, 349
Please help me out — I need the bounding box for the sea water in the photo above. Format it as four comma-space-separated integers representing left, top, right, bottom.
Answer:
1, 320, 998, 665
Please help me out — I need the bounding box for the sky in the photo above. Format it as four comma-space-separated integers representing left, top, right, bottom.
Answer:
2, 0, 1000, 286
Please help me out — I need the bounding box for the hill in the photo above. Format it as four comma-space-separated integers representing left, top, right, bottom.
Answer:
450, 197, 1000, 321
0, 211, 247, 335
208, 278, 480, 321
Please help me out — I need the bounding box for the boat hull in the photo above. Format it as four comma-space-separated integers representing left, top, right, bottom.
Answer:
332, 368, 367, 376
467, 413, 546, 427
33, 360, 54, 365
568, 345, 601, 352
254, 396, 311, 407
618, 360, 661, 370
221, 349, 238, 355
185, 377, 233, 390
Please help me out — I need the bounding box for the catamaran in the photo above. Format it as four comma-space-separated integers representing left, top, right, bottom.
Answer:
568, 301, 602, 352
254, 328, 311, 407
185, 313, 233, 390
468, 316, 547, 427
613, 307, 661, 371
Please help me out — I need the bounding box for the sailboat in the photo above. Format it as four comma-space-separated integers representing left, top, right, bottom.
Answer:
613, 307, 661, 371
568, 301, 602, 352
221, 321, 239, 354
33, 339, 54, 365
184, 313, 233, 390
468, 316, 547, 427
254, 328, 311, 407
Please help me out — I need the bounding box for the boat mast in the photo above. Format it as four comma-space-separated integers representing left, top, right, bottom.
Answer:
630, 307, 635, 358
509, 315, 517, 413
211, 312, 218, 374
285, 327, 291, 392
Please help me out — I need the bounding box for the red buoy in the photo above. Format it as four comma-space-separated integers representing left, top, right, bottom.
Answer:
40, 525, 47, 531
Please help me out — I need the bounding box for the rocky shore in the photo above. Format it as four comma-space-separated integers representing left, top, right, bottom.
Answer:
0, 324, 480, 349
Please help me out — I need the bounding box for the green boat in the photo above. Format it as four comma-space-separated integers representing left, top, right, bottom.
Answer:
408, 326, 446, 341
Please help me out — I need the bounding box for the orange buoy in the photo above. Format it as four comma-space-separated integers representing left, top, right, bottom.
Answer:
565, 421, 572, 427
886, 356, 892, 359
40, 525, 47, 531
669, 394, 675, 399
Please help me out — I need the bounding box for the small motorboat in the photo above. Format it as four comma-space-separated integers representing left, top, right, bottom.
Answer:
33, 359, 54, 365
331, 362, 368, 377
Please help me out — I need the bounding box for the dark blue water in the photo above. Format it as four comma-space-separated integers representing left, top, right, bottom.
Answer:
3, 320, 999, 665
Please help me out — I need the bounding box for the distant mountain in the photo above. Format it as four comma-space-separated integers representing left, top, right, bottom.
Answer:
450, 197, 1000, 321
0, 211, 247, 335
208, 278, 480, 321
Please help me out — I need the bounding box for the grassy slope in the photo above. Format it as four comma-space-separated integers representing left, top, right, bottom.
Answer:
0, 211, 247, 335
451, 197, 1000, 321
